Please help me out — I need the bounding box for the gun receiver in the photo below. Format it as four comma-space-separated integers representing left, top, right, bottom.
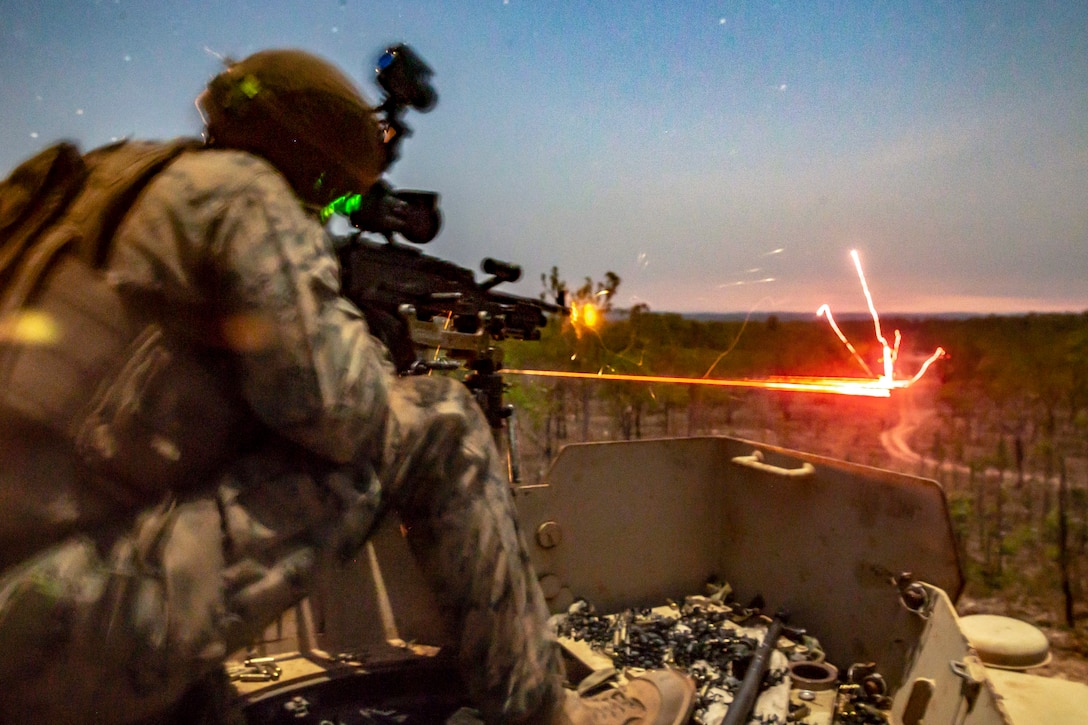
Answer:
338, 234, 563, 372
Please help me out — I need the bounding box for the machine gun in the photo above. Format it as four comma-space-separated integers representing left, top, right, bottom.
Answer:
336, 235, 564, 421
324, 45, 565, 478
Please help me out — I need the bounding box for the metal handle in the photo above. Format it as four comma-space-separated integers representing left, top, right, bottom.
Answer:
949, 657, 985, 716
731, 450, 815, 477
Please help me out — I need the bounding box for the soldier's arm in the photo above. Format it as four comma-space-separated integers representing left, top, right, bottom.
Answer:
112, 150, 393, 464
207, 156, 394, 463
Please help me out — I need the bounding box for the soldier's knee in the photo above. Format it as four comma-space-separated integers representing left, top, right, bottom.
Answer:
0, 535, 206, 721
391, 374, 487, 427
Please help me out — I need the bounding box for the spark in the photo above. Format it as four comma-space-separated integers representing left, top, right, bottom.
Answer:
430, 310, 455, 364
909, 347, 947, 385
816, 304, 874, 377
702, 304, 761, 379
851, 249, 895, 381
569, 302, 601, 333
821, 249, 944, 387
717, 277, 775, 288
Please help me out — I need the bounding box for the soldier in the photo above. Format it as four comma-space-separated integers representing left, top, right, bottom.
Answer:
0, 50, 694, 723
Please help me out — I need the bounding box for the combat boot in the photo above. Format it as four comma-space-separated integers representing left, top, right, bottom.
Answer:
554, 669, 695, 725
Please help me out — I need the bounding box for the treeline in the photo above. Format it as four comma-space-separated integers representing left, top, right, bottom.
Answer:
506, 309, 1088, 454
905, 313, 1088, 626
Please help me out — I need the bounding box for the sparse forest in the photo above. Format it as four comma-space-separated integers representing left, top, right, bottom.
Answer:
502, 273, 1088, 679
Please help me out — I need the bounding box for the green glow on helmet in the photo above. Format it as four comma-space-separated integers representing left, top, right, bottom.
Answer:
238, 75, 262, 99
320, 193, 362, 223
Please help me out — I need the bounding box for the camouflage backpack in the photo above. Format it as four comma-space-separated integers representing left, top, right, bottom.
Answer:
0, 139, 202, 289
0, 139, 247, 554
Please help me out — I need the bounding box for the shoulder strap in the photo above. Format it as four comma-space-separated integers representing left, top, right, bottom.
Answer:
70, 138, 203, 266
0, 143, 87, 289
0, 138, 202, 313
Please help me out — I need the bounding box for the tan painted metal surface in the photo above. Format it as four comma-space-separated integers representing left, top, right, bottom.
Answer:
515, 436, 962, 687
985, 669, 1088, 725
890, 584, 1012, 725
240, 435, 1088, 724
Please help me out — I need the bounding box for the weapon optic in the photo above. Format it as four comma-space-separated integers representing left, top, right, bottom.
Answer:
324, 45, 567, 479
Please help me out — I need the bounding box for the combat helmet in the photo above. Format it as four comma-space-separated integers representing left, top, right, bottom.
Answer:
197, 49, 384, 206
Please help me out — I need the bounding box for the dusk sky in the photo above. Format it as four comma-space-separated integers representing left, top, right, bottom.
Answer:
2, 1, 1086, 315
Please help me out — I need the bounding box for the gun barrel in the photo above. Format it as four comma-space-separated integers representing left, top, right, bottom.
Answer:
722, 612, 788, 725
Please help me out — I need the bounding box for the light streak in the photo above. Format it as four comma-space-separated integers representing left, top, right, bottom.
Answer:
503, 369, 894, 398
816, 304, 874, 377
432, 310, 454, 363
850, 249, 895, 381
910, 347, 947, 385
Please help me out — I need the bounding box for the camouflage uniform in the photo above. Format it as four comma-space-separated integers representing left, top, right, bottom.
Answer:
0, 149, 564, 723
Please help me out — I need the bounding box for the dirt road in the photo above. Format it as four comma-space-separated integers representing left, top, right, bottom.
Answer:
880, 391, 932, 466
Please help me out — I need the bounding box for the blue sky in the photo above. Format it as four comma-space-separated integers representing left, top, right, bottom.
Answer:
2, 1, 1086, 315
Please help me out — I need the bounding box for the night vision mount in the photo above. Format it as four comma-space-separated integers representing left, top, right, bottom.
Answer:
375, 43, 437, 165
322, 44, 441, 245
327, 45, 565, 465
